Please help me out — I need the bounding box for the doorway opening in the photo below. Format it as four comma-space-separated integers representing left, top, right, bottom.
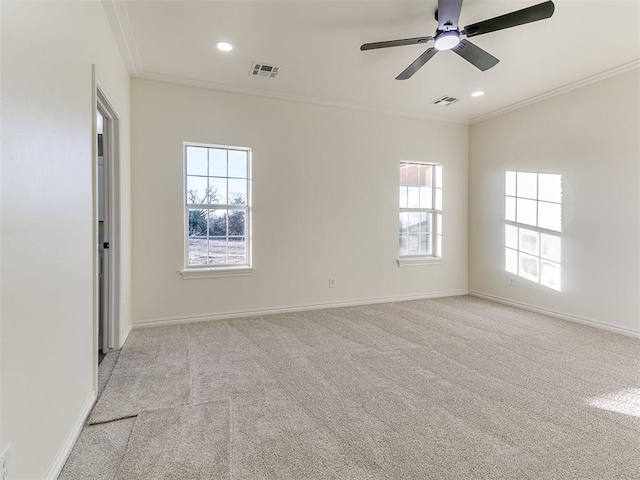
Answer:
96, 88, 121, 361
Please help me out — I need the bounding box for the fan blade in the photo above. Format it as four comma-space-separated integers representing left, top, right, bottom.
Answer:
438, 0, 464, 30
396, 48, 438, 80
452, 39, 499, 71
361, 36, 433, 51
463, 1, 555, 38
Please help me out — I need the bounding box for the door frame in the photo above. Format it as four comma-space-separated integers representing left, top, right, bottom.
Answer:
93, 70, 122, 374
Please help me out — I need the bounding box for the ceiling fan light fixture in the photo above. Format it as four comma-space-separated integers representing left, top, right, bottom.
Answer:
434, 31, 460, 51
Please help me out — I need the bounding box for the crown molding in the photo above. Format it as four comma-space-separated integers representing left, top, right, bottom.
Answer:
100, 1, 637, 128
98, 0, 468, 125
470, 59, 640, 125
138, 71, 470, 125
101, 0, 143, 76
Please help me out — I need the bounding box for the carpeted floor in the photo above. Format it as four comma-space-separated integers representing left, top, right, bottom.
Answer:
59, 296, 640, 479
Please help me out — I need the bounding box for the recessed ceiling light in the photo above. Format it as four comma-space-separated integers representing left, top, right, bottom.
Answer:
471, 90, 485, 97
216, 42, 233, 52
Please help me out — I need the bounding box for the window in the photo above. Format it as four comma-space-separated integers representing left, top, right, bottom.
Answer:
183, 143, 251, 275
505, 171, 561, 291
398, 162, 442, 264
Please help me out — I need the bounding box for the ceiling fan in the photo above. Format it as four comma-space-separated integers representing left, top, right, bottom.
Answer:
361, 0, 555, 80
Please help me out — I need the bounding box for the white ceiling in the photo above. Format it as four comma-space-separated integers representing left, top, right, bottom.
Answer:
111, 0, 640, 123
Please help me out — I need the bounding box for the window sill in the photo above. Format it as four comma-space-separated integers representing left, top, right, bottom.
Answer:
180, 266, 254, 279
397, 256, 443, 267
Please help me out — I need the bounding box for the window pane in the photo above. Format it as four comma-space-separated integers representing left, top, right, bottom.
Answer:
519, 228, 539, 256
228, 237, 246, 257
435, 188, 442, 211
516, 198, 537, 226
188, 208, 208, 266
436, 235, 442, 257
436, 214, 442, 235
188, 235, 209, 266
407, 187, 420, 208
399, 234, 408, 256
227, 255, 246, 265
228, 150, 247, 178
541, 260, 561, 291
420, 234, 431, 255
517, 172, 537, 199
424, 212, 432, 235
505, 225, 518, 249
209, 177, 227, 204
541, 233, 561, 263
208, 237, 227, 265
209, 148, 227, 177
186, 176, 208, 204
399, 212, 408, 234
408, 212, 421, 233
505, 171, 516, 197
228, 178, 247, 205
435, 165, 443, 188
188, 208, 208, 236
186, 147, 208, 176
408, 234, 420, 255
419, 187, 432, 208
399, 164, 408, 185
405, 164, 420, 186
420, 165, 432, 187
538, 174, 562, 203
538, 201, 562, 232
399, 187, 408, 208
208, 210, 226, 236
506, 248, 518, 274
228, 210, 245, 236
505, 196, 516, 222
519, 252, 539, 282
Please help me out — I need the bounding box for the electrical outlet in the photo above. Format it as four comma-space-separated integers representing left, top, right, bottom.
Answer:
508, 277, 516, 287
329, 277, 336, 288
1, 443, 11, 480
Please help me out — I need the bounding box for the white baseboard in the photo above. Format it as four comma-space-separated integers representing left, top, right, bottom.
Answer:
133, 290, 469, 329
44, 391, 97, 480
469, 290, 640, 339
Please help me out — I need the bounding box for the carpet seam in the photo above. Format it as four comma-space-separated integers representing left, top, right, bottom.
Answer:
113, 416, 142, 480
89, 414, 139, 426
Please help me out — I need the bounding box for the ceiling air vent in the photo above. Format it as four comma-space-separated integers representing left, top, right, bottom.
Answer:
431, 95, 460, 106
250, 62, 280, 78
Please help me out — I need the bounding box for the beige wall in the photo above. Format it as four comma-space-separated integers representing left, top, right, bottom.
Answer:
469, 69, 640, 334
131, 79, 469, 325
0, 1, 131, 478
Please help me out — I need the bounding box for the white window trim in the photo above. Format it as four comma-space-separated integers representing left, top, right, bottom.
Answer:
398, 162, 443, 264
180, 266, 254, 279
182, 142, 252, 277
397, 256, 443, 267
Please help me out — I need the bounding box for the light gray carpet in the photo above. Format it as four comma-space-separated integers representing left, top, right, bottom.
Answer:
61, 296, 640, 479
58, 418, 136, 480
115, 401, 230, 479
98, 351, 120, 397
59, 351, 131, 480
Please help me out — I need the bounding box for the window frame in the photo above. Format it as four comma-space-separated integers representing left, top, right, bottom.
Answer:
181, 141, 253, 279
397, 161, 443, 267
